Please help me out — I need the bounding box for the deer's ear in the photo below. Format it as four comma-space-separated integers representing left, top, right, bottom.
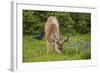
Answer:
59, 36, 63, 41
62, 34, 71, 44
62, 38, 67, 44
59, 37, 62, 41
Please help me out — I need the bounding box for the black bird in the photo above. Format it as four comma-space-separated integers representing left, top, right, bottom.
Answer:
35, 32, 45, 40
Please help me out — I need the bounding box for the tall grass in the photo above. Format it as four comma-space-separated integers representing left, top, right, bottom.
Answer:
23, 34, 91, 62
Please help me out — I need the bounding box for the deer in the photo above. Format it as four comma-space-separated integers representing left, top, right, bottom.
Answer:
45, 16, 70, 54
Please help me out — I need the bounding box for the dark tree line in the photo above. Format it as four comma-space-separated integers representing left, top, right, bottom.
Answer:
23, 10, 91, 36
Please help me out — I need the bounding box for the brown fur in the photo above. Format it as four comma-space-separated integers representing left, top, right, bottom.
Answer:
45, 16, 62, 54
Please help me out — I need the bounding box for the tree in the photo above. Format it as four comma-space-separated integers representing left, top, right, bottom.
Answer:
23, 10, 91, 36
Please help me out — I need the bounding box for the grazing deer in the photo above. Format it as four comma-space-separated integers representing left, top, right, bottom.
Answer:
45, 16, 69, 54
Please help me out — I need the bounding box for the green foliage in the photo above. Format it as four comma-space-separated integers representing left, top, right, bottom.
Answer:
23, 34, 91, 62
23, 10, 91, 62
23, 10, 91, 35
70, 13, 91, 34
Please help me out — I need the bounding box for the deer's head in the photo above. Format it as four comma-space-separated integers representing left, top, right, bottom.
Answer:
54, 35, 70, 53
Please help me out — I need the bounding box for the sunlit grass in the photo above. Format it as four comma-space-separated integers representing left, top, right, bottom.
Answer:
23, 33, 91, 62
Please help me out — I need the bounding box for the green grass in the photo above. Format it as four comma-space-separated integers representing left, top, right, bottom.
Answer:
23, 33, 91, 62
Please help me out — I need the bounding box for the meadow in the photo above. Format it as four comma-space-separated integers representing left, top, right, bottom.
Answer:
23, 33, 91, 62
23, 10, 91, 62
